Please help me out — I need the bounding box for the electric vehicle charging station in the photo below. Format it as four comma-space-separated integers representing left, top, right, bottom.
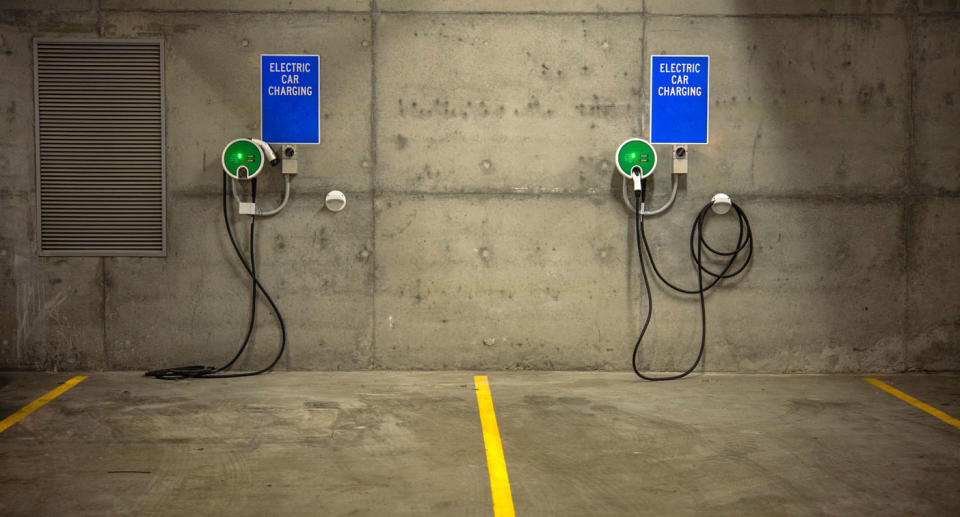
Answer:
146, 54, 349, 379
622, 54, 754, 381
146, 136, 293, 380
619, 134, 754, 381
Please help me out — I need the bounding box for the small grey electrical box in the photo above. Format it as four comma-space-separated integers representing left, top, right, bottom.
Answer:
672, 145, 688, 175
282, 145, 298, 174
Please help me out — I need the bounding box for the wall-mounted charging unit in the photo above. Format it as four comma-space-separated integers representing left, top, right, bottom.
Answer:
616, 138, 657, 180
222, 138, 264, 180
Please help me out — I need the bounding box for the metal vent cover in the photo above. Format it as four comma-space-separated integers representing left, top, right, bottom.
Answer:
34, 38, 165, 256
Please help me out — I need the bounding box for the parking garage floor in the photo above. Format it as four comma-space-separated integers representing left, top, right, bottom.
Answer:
1, 371, 958, 516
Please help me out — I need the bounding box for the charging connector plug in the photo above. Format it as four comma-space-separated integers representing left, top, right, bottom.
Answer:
250, 138, 278, 166
633, 172, 647, 213
631, 165, 645, 192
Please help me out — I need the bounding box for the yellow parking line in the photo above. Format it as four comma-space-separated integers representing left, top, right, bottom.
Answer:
0, 376, 87, 433
864, 377, 960, 430
474, 376, 516, 517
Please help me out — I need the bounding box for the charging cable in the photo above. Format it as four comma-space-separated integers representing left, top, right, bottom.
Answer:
632, 190, 753, 380
145, 174, 287, 380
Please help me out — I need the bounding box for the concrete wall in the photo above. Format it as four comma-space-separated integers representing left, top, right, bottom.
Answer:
1, 1, 957, 373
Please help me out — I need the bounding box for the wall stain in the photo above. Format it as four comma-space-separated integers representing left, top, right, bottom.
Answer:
312, 228, 328, 249
13, 255, 79, 370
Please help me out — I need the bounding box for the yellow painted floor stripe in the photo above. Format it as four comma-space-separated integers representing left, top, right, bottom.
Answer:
0, 376, 87, 433
474, 376, 516, 517
864, 377, 960, 430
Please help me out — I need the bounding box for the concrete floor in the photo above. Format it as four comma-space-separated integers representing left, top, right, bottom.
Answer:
0, 372, 958, 516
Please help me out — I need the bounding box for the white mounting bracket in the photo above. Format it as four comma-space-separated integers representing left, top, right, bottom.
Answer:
711, 193, 732, 215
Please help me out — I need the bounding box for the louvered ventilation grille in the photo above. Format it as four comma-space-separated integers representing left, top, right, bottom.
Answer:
35, 39, 165, 256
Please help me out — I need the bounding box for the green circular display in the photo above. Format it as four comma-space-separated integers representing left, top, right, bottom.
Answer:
616, 138, 657, 179
221, 139, 264, 180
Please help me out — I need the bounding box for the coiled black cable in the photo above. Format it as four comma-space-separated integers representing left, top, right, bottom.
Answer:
145, 175, 287, 380
632, 185, 753, 381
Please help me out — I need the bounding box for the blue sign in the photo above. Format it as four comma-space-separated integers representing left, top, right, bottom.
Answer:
650, 55, 709, 144
261, 55, 320, 144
